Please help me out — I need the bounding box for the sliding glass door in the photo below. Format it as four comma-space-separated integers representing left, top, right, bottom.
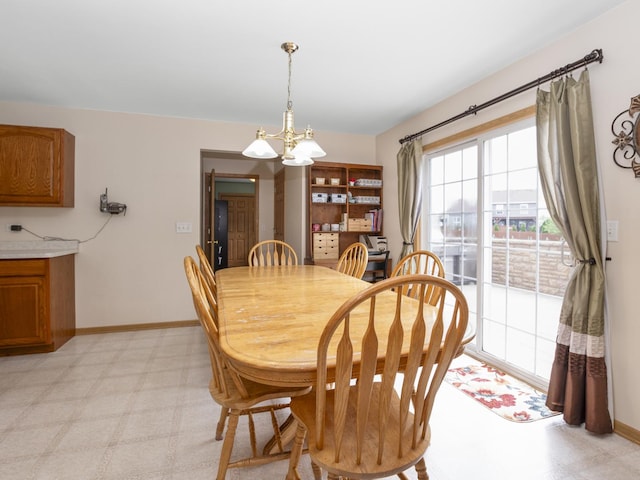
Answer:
424, 120, 571, 387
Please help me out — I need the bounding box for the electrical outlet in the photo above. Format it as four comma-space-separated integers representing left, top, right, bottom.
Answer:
175, 222, 192, 233
606, 220, 619, 242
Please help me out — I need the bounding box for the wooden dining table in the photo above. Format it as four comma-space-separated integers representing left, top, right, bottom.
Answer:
216, 265, 439, 388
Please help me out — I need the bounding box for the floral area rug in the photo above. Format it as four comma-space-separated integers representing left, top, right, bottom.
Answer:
444, 363, 561, 422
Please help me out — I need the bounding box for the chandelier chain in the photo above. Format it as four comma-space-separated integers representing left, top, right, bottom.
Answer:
287, 50, 293, 111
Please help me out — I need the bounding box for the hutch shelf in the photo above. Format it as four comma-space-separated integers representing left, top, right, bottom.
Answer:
306, 161, 383, 264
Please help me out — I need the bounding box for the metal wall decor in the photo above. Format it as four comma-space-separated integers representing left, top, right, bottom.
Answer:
612, 94, 640, 177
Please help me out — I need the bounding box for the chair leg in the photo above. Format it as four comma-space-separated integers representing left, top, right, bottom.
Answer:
215, 407, 229, 441
263, 413, 296, 455
247, 410, 258, 457
311, 460, 322, 480
415, 457, 429, 480
285, 422, 306, 480
216, 410, 239, 480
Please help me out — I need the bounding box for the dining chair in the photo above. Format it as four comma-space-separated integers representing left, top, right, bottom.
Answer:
248, 240, 298, 266
393, 250, 475, 358
391, 250, 445, 305
184, 256, 312, 480
195, 244, 217, 298
285, 274, 469, 480
336, 242, 369, 279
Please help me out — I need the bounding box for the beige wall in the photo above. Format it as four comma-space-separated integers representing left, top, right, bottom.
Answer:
0, 103, 374, 329
376, 0, 640, 431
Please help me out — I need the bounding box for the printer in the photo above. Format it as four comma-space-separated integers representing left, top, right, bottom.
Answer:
359, 235, 388, 253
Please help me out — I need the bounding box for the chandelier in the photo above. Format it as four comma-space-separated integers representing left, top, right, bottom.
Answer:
242, 42, 326, 166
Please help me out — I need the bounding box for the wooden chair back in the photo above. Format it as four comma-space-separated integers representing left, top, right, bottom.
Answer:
186, 255, 313, 478
248, 240, 298, 266
297, 274, 468, 478
336, 242, 369, 279
391, 250, 445, 305
195, 244, 217, 299
184, 256, 247, 399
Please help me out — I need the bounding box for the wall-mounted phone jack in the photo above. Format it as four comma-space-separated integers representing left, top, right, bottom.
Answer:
99, 188, 127, 215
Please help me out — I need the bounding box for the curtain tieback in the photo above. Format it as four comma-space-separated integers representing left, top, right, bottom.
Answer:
578, 257, 596, 265
403, 242, 413, 246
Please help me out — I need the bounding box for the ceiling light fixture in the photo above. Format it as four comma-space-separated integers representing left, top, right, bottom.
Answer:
242, 42, 326, 166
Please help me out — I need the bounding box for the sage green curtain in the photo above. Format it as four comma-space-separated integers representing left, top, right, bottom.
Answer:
536, 70, 612, 434
397, 139, 424, 260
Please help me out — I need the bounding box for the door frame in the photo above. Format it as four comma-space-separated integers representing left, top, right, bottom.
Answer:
202, 172, 259, 264
274, 168, 285, 242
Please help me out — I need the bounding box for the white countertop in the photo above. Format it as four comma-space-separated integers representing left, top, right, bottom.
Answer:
0, 240, 79, 259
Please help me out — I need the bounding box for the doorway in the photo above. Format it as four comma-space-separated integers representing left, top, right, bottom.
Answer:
202, 170, 259, 269
220, 193, 256, 267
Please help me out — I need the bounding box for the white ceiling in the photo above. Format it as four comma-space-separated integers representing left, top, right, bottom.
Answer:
0, 0, 626, 136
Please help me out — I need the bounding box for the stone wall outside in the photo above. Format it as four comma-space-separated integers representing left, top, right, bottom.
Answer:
490, 234, 572, 297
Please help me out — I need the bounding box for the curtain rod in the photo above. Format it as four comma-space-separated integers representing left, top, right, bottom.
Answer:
399, 48, 604, 145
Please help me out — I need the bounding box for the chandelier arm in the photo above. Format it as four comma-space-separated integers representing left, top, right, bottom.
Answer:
263, 131, 287, 141
263, 132, 305, 140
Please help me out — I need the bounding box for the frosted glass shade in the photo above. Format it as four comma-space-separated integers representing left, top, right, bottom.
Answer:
282, 155, 314, 166
291, 138, 326, 158
242, 139, 278, 159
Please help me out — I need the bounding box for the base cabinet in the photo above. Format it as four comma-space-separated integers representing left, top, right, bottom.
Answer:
0, 256, 75, 355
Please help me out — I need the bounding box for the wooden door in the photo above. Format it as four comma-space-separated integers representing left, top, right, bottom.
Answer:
274, 168, 285, 241
220, 194, 255, 267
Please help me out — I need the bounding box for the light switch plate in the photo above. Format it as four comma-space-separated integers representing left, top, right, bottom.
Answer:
176, 222, 192, 233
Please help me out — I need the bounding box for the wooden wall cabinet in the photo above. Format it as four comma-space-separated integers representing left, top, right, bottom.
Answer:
306, 161, 383, 263
0, 256, 76, 355
0, 124, 75, 207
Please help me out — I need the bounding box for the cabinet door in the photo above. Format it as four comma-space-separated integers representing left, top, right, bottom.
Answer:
0, 125, 75, 206
0, 276, 49, 346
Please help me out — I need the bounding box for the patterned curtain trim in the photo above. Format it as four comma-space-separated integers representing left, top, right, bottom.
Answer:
556, 323, 605, 357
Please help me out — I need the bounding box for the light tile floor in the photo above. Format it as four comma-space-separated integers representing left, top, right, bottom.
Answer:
1, 326, 639, 480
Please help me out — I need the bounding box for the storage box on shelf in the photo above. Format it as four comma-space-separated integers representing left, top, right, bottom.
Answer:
307, 161, 383, 264
348, 218, 373, 232
313, 232, 339, 260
